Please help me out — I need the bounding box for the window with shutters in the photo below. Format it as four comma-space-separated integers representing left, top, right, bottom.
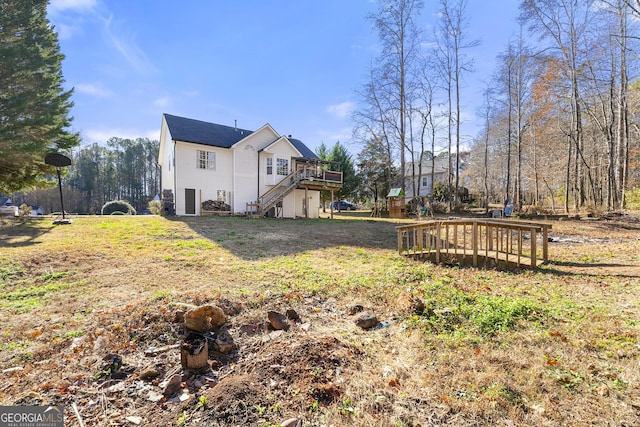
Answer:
196, 150, 215, 170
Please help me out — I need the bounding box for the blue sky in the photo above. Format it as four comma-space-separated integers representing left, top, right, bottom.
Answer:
47, 0, 521, 155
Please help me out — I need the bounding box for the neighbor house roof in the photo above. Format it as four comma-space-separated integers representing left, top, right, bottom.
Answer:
163, 113, 253, 148
163, 113, 317, 159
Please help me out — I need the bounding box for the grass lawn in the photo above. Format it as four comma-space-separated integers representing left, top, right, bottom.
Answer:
0, 213, 639, 426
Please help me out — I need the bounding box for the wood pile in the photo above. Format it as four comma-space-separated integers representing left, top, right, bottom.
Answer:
201, 200, 230, 212
162, 189, 175, 215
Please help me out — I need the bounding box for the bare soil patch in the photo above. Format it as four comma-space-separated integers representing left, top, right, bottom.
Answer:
0, 213, 639, 426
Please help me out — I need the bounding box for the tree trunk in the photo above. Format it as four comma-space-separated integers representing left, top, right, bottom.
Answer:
565, 135, 572, 214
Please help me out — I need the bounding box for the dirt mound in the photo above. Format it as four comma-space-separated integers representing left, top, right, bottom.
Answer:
0, 292, 372, 426
203, 374, 265, 425
245, 336, 361, 405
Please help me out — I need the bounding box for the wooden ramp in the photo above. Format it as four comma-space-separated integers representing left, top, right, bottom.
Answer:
396, 219, 552, 269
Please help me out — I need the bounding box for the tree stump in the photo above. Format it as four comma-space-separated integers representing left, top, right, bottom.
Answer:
180, 333, 208, 370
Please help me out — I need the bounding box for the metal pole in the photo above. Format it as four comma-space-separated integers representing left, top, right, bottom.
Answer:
57, 167, 66, 219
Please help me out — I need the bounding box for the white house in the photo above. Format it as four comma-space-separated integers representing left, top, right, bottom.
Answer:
403, 156, 449, 198
158, 114, 342, 219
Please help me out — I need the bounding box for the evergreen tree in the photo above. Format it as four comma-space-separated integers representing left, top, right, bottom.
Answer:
357, 138, 396, 205
315, 142, 329, 162
314, 142, 332, 210
0, 0, 78, 193
63, 138, 159, 213
327, 142, 358, 202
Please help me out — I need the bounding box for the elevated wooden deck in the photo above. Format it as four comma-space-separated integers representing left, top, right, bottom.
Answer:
396, 219, 552, 269
247, 160, 343, 218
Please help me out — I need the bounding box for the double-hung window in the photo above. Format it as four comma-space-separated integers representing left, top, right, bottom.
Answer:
197, 150, 215, 170
266, 157, 273, 175
276, 158, 289, 175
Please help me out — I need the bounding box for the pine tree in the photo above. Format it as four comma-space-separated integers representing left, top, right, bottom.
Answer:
0, 0, 78, 193
327, 142, 358, 201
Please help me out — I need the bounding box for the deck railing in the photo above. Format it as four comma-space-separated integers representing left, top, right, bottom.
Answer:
396, 219, 552, 268
247, 163, 344, 217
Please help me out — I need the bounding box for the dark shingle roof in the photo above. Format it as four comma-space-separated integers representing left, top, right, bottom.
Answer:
164, 113, 253, 148
163, 113, 317, 159
289, 138, 317, 159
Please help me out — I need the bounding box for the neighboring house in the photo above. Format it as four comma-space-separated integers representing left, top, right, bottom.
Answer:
158, 114, 342, 218
403, 157, 449, 198
0, 197, 17, 217
30, 205, 44, 216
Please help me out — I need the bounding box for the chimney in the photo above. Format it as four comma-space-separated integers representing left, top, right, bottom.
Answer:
234, 119, 237, 131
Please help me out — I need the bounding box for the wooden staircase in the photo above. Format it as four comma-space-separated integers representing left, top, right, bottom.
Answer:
246, 160, 344, 218
250, 171, 302, 216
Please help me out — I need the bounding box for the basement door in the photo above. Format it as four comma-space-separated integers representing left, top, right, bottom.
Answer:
185, 188, 196, 215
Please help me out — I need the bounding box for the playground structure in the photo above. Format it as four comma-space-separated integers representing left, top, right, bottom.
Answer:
396, 218, 552, 269
387, 188, 406, 219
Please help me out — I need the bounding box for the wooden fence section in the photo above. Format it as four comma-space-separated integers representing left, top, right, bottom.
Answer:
396, 219, 552, 269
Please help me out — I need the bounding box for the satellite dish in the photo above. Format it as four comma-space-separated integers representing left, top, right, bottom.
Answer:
45, 152, 72, 167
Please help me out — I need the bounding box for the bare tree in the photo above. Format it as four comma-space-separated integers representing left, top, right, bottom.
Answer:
481, 87, 493, 212
434, 0, 479, 208
623, 0, 640, 15
417, 67, 440, 199
613, 0, 631, 209
520, 0, 596, 212
495, 30, 534, 211
366, 0, 424, 192
353, 65, 397, 193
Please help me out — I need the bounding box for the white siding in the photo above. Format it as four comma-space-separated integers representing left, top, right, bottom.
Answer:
292, 189, 320, 219
403, 157, 449, 199
174, 142, 233, 215
258, 137, 301, 197
404, 173, 447, 198
232, 126, 279, 212
158, 117, 176, 200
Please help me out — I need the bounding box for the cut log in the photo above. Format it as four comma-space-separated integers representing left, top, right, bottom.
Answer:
180, 333, 208, 370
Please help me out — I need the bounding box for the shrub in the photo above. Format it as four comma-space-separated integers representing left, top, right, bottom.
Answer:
101, 200, 136, 215
625, 187, 640, 210
18, 204, 31, 220
432, 181, 454, 202
431, 201, 448, 213
148, 200, 162, 215
585, 204, 605, 218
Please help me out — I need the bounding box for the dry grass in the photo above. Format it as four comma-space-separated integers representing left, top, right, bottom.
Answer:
0, 213, 639, 426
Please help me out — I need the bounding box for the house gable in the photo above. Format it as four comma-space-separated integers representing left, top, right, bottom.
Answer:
230, 125, 282, 212
260, 136, 302, 157
230, 123, 279, 151
259, 135, 318, 159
